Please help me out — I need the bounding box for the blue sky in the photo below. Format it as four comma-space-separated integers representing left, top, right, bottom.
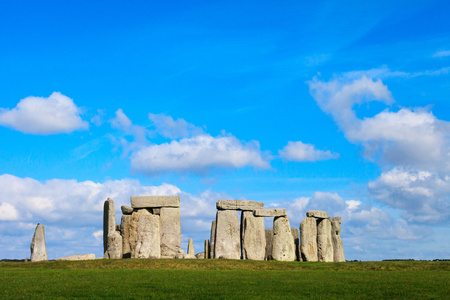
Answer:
0, 0, 449, 260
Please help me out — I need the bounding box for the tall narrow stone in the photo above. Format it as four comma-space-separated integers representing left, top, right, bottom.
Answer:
265, 228, 273, 260
300, 217, 318, 262
329, 217, 345, 262
241, 211, 266, 260
30, 224, 47, 262
210, 220, 216, 258
317, 218, 334, 262
291, 227, 300, 261
105, 231, 122, 259
120, 215, 132, 258
160, 207, 182, 258
103, 198, 116, 258
272, 216, 296, 261
135, 214, 161, 259
187, 238, 195, 256
215, 210, 240, 259
204, 239, 210, 259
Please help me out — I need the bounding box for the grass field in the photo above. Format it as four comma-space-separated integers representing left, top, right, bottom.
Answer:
1, 259, 448, 299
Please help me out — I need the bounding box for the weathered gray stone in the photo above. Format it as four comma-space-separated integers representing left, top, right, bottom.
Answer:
56, 254, 95, 261
204, 239, 210, 259
329, 217, 345, 262
120, 215, 132, 258
300, 217, 318, 262
253, 209, 287, 217
265, 229, 273, 260
216, 200, 264, 211
215, 210, 240, 259
135, 214, 161, 259
106, 231, 122, 259
306, 210, 328, 219
187, 238, 195, 256
210, 220, 216, 259
160, 207, 182, 258
272, 216, 296, 261
121, 205, 133, 215
130, 195, 180, 208
103, 198, 116, 257
291, 227, 300, 261
30, 224, 47, 262
196, 252, 205, 259
241, 211, 266, 260
317, 218, 334, 262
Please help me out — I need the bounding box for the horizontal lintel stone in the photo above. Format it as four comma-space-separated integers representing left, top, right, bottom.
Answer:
131, 196, 180, 208
216, 200, 264, 211
306, 210, 328, 219
253, 209, 287, 217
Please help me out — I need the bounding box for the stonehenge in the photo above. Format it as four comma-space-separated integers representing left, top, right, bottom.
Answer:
102, 196, 345, 263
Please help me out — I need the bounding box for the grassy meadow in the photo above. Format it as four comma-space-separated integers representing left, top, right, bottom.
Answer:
0, 259, 448, 299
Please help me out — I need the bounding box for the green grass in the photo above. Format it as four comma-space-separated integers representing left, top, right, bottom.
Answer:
0, 259, 448, 299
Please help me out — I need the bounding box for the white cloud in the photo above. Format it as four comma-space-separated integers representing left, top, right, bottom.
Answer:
279, 141, 339, 161
368, 168, 450, 224
131, 133, 270, 174
433, 50, 450, 58
148, 113, 204, 139
0, 202, 19, 221
0, 92, 88, 134
308, 76, 450, 172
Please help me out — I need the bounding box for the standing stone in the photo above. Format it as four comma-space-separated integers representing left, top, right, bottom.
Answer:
300, 217, 318, 262
216, 200, 264, 211
317, 218, 334, 262
30, 224, 47, 262
187, 238, 195, 256
103, 198, 116, 258
291, 227, 300, 261
160, 207, 182, 258
106, 231, 122, 259
210, 220, 216, 258
329, 217, 345, 262
272, 216, 296, 261
204, 239, 210, 259
120, 215, 132, 258
241, 211, 266, 260
135, 214, 161, 259
215, 210, 240, 259
265, 229, 273, 260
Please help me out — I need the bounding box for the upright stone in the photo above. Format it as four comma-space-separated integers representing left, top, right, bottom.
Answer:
241, 211, 266, 260
300, 217, 318, 262
291, 227, 300, 261
103, 198, 116, 258
120, 215, 132, 258
272, 216, 296, 261
215, 210, 240, 259
187, 238, 195, 256
329, 217, 345, 262
30, 224, 47, 262
216, 200, 264, 211
135, 214, 161, 259
265, 229, 273, 260
204, 239, 210, 259
317, 218, 334, 262
106, 231, 122, 259
160, 207, 182, 258
210, 220, 216, 258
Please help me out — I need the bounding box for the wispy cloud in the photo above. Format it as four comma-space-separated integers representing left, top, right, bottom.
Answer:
279, 141, 339, 162
432, 50, 450, 58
